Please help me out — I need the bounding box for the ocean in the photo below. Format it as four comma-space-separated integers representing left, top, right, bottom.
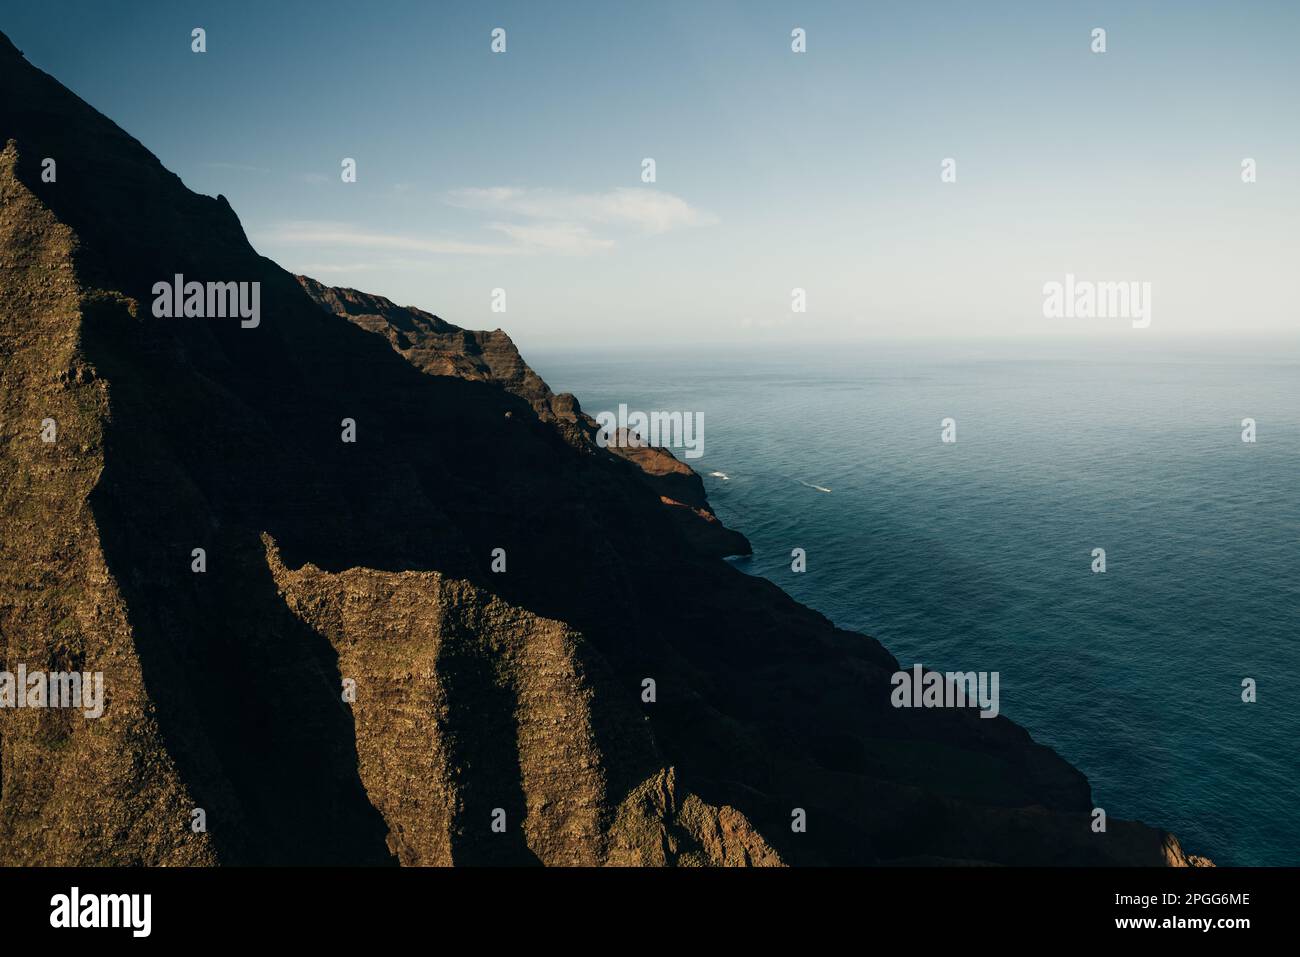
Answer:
531, 340, 1300, 867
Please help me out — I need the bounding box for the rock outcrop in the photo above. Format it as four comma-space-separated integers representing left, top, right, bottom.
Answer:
0, 29, 1205, 866
294, 275, 752, 560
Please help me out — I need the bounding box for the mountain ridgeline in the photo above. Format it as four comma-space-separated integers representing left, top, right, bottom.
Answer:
0, 31, 1205, 866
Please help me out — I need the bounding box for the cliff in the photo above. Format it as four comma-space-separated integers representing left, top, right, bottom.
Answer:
294, 275, 752, 561
0, 29, 1205, 866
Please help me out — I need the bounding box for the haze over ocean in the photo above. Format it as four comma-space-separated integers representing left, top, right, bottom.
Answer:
534, 340, 1300, 866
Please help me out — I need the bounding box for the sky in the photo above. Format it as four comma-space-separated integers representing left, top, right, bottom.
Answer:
6, 1, 1299, 349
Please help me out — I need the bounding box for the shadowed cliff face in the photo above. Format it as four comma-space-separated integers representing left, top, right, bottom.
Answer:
0, 30, 1206, 866
294, 275, 755, 561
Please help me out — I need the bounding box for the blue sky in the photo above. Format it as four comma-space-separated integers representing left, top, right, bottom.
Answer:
7, 1, 1299, 347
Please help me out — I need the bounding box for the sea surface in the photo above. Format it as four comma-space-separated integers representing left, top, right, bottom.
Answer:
530, 340, 1300, 867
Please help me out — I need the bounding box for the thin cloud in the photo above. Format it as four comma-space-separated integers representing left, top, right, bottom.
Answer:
255, 184, 710, 262
446, 186, 717, 235
487, 221, 615, 255
257, 221, 521, 257
202, 162, 270, 173
292, 261, 425, 273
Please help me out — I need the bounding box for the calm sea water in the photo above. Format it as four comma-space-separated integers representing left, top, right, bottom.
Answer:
531, 340, 1300, 867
